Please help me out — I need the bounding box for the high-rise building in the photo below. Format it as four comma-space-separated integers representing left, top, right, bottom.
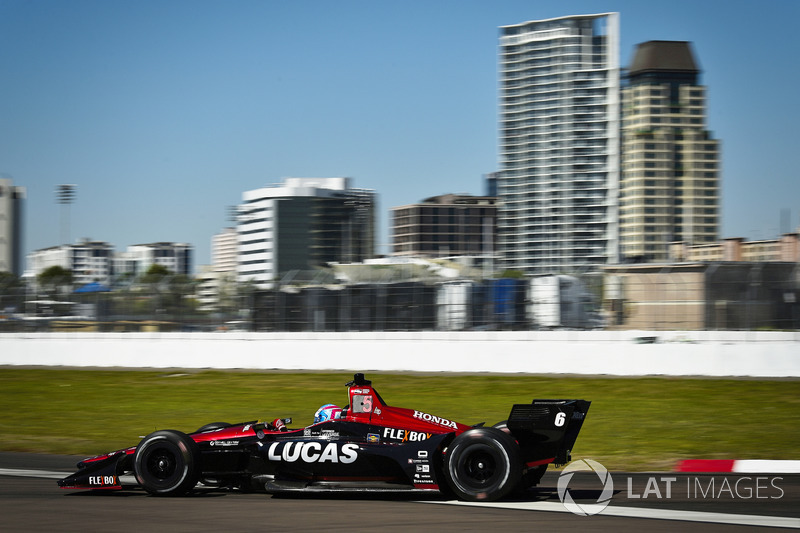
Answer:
391, 194, 497, 259
620, 41, 720, 262
237, 178, 376, 285
212, 227, 238, 273
0, 178, 26, 275
497, 13, 620, 276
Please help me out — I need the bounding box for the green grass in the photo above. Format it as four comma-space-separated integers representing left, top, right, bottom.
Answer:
1, 369, 798, 471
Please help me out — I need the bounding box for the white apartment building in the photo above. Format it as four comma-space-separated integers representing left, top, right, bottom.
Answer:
195, 264, 237, 313
237, 177, 376, 285
26, 240, 114, 286
122, 243, 192, 276
212, 227, 238, 273
194, 229, 239, 312
497, 13, 620, 276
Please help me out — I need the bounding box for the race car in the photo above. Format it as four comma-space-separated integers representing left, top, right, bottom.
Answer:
58, 373, 590, 502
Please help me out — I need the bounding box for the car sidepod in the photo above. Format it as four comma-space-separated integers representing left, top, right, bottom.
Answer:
254, 421, 452, 493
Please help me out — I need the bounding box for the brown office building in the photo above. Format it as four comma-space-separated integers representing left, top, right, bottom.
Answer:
620, 41, 721, 262
391, 194, 497, 258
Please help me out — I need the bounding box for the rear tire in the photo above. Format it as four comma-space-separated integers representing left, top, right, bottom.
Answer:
134, 430, 200, 496
444, 427, 521, 502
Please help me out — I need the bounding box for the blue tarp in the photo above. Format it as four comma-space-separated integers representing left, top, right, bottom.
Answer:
74, 282, 110, 293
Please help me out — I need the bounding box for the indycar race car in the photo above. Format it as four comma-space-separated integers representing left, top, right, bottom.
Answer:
58, 373, 590, 502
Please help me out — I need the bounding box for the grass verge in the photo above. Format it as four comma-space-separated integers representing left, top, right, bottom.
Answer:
1, 368, 797, 471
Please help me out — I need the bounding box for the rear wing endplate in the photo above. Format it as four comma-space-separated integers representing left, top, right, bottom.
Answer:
506, 399, 591, 465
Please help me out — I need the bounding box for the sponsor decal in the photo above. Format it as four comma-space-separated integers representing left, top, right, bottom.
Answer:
416, 464, 430, 473
383, 428, 433, 442
88, 475, 118, 486
367, 433, 380, 443
210, 440, 239, 447
303, 429, 340, 439
266, 442, 358, 464
412, 410, 458, 429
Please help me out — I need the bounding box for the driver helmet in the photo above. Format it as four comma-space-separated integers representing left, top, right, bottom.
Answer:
314, 404, 342, 424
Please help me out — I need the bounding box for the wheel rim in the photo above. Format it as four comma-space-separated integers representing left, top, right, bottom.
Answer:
146, 446, 178, 482
458, 445, 499, 489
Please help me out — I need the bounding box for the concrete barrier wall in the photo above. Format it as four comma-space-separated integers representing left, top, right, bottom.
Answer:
1, 331, 798, 377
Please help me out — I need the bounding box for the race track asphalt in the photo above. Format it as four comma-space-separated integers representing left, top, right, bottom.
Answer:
1, 452, 798, 532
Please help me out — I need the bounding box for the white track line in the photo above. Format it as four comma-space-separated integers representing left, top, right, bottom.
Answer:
0, 468, 70, 479
0, 468, 136, 484
734, 461, 800, 474
423, 500, 800, 529
3, 467, 798, 529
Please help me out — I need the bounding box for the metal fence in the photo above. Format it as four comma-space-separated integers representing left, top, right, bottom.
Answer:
2, 263, 798, 332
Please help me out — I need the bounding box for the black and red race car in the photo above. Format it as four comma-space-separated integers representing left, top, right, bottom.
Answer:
58, 373, 590, 502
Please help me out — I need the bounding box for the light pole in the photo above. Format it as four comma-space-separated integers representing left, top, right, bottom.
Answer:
56, 184, 76, 245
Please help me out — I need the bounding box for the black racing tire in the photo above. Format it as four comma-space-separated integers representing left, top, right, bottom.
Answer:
134, 430, 200, 496
444, 427, 522, 502
195, 422, 231, 433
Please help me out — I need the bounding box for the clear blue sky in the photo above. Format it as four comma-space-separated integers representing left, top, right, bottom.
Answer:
2, 0, 798, 270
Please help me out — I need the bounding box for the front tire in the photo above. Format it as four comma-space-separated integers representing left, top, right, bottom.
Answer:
444, 427, 521, 502
134, 430, 200, 496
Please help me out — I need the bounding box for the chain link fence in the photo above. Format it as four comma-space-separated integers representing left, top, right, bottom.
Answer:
2, 262, 798, 332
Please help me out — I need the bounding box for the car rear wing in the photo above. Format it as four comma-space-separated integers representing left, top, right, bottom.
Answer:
506, 399, 591, 466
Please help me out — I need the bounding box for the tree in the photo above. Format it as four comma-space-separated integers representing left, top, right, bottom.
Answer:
140, 264, 171, 284
138, 264, 197, 318
37, 266, 73, 295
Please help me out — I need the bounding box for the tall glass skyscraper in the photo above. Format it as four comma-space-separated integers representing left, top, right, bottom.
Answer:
497, 13, 620, 276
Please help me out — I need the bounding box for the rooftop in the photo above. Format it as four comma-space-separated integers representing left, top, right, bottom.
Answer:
629, 41, 699, 76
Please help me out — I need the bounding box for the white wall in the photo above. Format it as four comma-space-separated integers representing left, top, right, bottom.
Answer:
1, 331, 798, 377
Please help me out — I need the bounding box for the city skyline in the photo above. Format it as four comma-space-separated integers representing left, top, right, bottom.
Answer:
1, 1, 798, 270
